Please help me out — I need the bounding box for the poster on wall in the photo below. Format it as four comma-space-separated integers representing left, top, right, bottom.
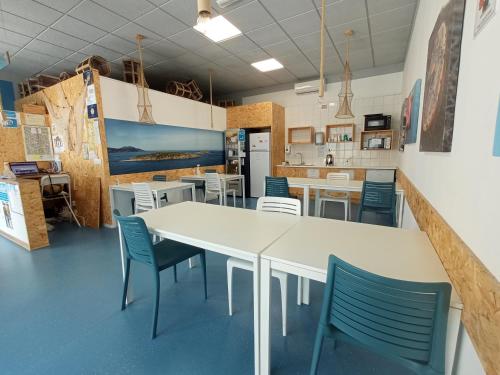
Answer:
22, 125, 54, 161
420, 0, 465, 152
474, 0, 497, 36
1, 110, 20, 128
399, 98, 408, 152
493, 97, 500, 156
0, 186, 13, 230
405, 79, 422, 144
105, 119, 225, 175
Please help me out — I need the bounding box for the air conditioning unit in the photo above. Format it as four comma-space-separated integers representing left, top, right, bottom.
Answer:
294, 79, 326, 95
216, 0, 242, 8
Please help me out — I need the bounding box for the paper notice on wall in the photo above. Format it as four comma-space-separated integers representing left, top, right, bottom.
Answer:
22, 125, 54, 161
1, 110, 20, 128
93, 158, 102, 165
87, 103, 98, 119
52, 134, 65, 154
92, 119, 101, 145
89, 150, 97, 160
0, 184, 13, 230
22, 113, 46, 126
83, 143, 89, 160
86, 84, 96, 106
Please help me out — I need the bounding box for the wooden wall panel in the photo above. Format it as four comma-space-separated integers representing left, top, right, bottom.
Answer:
18, 179, 49, 250
227, 102, 273, 129
271, 103, 285, 176
0, 127, 25, 168
397, 171, 499, 375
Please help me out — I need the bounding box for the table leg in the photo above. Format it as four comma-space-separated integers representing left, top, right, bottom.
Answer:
297, 276, 302, 305
397, 192, 405, 228
154, 191, 160, 209
109, 187, 117, 228
223, 182, 228, 206
314, 189, 321, 217
302, 278, 310, 305
253, 257, 261, 375
242, 176, 246, 208
191, 185, 197, 202
259, 258, 271, 375
303, 185, 310, 216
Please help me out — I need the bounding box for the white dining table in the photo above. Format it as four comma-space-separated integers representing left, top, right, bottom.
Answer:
180, 173, 246, 208
259, 216, 463, 375
109, 180, 196, 227
131, 201, 299, 375
286, 177, 405, 227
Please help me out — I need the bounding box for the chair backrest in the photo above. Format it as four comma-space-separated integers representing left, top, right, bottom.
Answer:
265, 176, 289, 197
321, 255, 451, 373
205, 172, 221, 192
326, 172, 350, 182
114, 213, 157, 268
132, 183, 155, 213
205, 169, 217, 173
256, 196, 301, 216
360, 181, 396, 210
152, 175, 167, 182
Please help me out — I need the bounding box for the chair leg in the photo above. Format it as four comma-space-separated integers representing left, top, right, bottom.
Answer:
173, 264, 177, 283
151, 272, 160, 339
343, 201, 348, 221
232, 191, 236, 207
348, 200, 351, 221
227, 262, 233, 315
297, 276, 302, 305
121, 259, 131, 310
200, 251, 207, 299
310, 331, 325, 375
278, 274, 288, 336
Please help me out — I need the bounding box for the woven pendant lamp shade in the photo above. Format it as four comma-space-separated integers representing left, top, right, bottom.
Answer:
136, 34, 155, 124
336, 29, 355, 119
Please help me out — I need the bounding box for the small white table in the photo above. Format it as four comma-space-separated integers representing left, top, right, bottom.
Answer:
287, 177, 405, 227
133, 201, 299, 375
181, 174, 246, 208
109, 181, 196, 227
259, 216, 463, 375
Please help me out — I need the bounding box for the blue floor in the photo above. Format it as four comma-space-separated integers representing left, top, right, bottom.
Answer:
0, 198, 406, 374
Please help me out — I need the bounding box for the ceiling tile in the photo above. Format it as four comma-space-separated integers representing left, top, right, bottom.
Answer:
0, 11, 46, 37
224, 1, 274, 33
65, 51, 89, 63
160, 0, 199, 26
372, 25, 411, 48
259, 0, 315, 21
93, 0, 155, 20
0, 28, 32, 46
373, 45, 406, 66
238, 49, 271, 64
279, 10, 319, 37
168, 28, 212, 50
221, 36, 258, 54
112, 23, 163, 45
37, 29, 88, 50
127, 49, 166, 67
41, 59, 78, 75
195, 44, 232, 60
79, 44, 122, 61
369, 3, 416, 34
51, 16, 107, 42
171, 53, 210, 68
327, 17, 370, 43
35, 0, 83, 13
95, 34, 136, 54
1, 0, 62, 26
325, 0, 367, 26
265, 68, 297, 83
263, 40, 301, 58
147, 39, 186, 59
366, 0, 417, 15
285, 61, 318, 79
246, 23, 288, 47
135, 9, 188, 38
211, 0, 257, 14
346, 48, 374, 71
0, 41, 23, 55
15, 49, 60, 69
69, 0, 128, 32
26, 39, 74, 59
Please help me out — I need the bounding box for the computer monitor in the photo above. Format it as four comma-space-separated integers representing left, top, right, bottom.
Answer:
9, 162, 39, 176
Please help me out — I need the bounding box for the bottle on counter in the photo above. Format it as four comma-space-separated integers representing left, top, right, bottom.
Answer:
196, 164, 201, 175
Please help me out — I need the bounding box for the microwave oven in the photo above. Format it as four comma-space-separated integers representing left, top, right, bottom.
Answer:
367, 137, 385, 149
364, 114, 391, 131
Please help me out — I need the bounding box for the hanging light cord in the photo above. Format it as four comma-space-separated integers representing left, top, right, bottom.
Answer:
319, 0, 326, 98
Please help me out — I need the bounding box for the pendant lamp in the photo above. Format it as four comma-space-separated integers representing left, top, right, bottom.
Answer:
335, 29, 354, 119
136, 34, 155, 124
196, 0, 212, 33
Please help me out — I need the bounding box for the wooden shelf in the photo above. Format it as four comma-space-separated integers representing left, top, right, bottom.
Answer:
326, 123, 355, 143
360, 129, 396, 150
288, 126, 314, 144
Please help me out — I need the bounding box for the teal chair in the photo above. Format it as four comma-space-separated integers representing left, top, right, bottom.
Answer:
115, 211, 207, 339
310, 255, 451, 375
357, 181, 397, 227
265, 176, 290, 197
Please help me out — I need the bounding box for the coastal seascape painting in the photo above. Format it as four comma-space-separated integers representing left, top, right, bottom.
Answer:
105, 119, 224, 175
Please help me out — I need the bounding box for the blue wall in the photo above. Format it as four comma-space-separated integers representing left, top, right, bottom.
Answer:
0, 80, 15, 111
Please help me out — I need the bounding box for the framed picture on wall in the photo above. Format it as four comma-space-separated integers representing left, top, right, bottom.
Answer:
399, 98, 408, 152
474, 0, 497, 36
405, 79, 422, 144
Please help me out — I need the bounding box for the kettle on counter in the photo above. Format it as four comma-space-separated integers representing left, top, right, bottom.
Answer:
325, 154, 334, 166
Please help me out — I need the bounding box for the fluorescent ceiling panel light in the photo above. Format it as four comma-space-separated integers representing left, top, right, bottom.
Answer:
193, 15, 242, 43
251, 58, 283, 72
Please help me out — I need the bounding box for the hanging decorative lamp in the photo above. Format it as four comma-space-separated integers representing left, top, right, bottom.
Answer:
318, 0, 326, 98
196, 0, 212, 33
135, 34, 155, 124
335, 29, 354, 119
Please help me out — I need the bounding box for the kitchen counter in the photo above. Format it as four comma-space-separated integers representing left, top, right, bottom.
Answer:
276, 164, 397, 170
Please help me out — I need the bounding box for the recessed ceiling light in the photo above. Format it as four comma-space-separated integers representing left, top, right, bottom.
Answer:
193, 15, 242, 43
251, 58, 284, 72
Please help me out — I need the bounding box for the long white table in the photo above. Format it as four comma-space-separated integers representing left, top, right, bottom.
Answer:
108, 180, 196, 227
259, 216, 463, 375
181, 174, 246, 208
286, 177, 405, 227
133, 201, 299, 375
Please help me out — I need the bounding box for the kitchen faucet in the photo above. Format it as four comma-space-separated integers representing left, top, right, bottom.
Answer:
295, 152, 304, 165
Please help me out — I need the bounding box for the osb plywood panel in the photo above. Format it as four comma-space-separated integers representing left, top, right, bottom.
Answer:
397, 171, 499, 375
226, 102, 273, 129
271, 104, 285, 176
18, 179, 49, 250
73, 176, 100, 229
102, 165, 224, 225
0, 127, 25, 168
17, 71, 106, 229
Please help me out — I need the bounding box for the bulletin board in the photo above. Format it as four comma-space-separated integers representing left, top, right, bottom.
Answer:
22, 125, 54, 161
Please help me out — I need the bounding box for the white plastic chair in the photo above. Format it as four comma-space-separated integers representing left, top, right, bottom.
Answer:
204, 172, 236, 207
317, 172, 351, 220
227, 196, 301, 336
132, 183, 156, 214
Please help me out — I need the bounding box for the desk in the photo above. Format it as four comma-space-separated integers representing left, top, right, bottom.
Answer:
259, 216, 463, 375
109, 181, 196, 227
133, 202, 299, 375
287, 177, 405, 227
181, 174, 246, 208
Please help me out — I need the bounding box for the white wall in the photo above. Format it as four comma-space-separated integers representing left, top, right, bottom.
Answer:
400, 0, 500, 373
242, 73, 403, 167
100, 77, 226, 131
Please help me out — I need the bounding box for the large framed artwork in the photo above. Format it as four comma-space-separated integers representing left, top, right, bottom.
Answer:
405, 79, 422, 144
420, 0, 465, 152
399, 98, 408, 152
105, 119, 225, 175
